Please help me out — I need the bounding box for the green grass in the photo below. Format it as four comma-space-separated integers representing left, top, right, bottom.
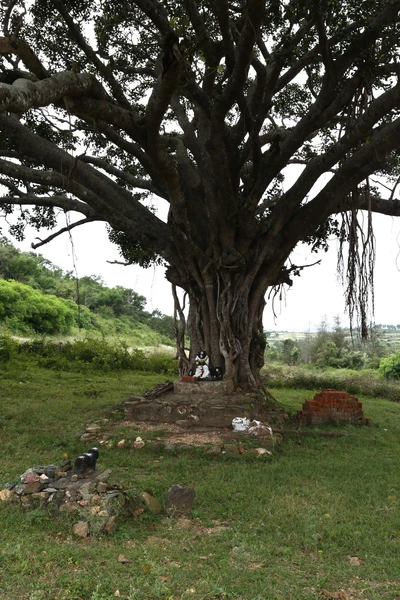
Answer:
0, 359, 399, 599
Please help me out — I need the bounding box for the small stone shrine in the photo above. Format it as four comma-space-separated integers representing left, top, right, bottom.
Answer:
297, 389, 370, 425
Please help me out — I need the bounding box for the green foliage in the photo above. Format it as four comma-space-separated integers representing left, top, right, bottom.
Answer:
266, 317, 391, 370
281, 338, 300, 365
18, 336, 177, 375
0, 331, 18, 362
263, 362, 400, 401
379, 351, 400, 380
0, 279, 82, 334
315, 340, 340, 367
107, 227, 165, 268
0, 238, 174, 341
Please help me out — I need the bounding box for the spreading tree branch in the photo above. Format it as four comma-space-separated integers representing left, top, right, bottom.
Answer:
0, 36, 48, 79
0, 70, 108, 114
0, 114, 176, 262
79, 155, 159, 194
31, 217, 97, 249
0, 194, 97, 217
50, 0, 132, 109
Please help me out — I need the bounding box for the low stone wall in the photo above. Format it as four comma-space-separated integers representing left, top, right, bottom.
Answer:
297, 389, 370, 425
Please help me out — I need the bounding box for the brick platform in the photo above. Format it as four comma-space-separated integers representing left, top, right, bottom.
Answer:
297, 389, 370, 425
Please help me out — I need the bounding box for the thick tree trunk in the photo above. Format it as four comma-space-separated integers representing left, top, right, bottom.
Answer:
171, 265, 269, 388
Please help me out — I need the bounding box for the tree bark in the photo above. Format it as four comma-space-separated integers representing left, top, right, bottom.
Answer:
171, 260, 271, 388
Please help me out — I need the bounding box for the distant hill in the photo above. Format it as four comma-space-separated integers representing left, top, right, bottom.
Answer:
0, 236, 174, 343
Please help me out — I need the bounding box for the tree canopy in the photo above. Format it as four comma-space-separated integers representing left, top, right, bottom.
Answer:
0, 0, 400, 385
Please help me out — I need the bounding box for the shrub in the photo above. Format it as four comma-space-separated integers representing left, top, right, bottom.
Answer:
0, 331, 18, 362
0, 280, 80, 334
379, 352, 400, 380
144, 350, 177, 374
17, 336, 178, 375
263, 362, 400, 401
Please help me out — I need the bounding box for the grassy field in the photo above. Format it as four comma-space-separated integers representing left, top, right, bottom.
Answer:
0, 359, 399, 600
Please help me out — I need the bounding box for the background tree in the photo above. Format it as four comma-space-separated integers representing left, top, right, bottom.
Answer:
1, 0, 400, 387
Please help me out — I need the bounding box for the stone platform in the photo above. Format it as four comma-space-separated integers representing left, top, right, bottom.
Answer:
174, 379, 235, 395
125, 380, 273, 428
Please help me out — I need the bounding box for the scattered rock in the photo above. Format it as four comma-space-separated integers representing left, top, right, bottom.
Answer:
86, 424, 101, 434
165, 485, 195, 516
245, 447, 272, 457
59, 501, 78, 513
23, 472, 40, 484
31, 492, 50, 510
223, 444, 240, 455
164, 442, 176, 452
79, 432, 97, 442
95, 469, 113, 483
2, 459, 166, 537
22, 481, 43, 494
104, 515, 118, 534
73, 521, 89, 538
140, 491, 162, 514
0, 489, 17, 502
133, 436, 145, 450
256, 448, 272, 456
117, 554, 132, 564
79, 481, 97, 499
248, 420, 273, 437
205, 445, 222, 455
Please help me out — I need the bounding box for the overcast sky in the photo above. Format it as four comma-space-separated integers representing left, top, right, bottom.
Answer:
4, 209, 400, 332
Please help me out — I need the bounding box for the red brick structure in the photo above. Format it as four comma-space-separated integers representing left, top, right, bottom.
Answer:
297, 389, 370, 425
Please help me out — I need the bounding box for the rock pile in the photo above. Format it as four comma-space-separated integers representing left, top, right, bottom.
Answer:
0, 459, 125, 535
1, 459, 196, 537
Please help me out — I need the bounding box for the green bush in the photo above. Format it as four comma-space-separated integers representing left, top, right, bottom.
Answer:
0, 280, 81, 334
263, 362, 400, 401
0, 331, 18, 362
18, 336, 177, 375
379, 351, 400, 380
0, 239, 176, 342
144, 350, 177, 374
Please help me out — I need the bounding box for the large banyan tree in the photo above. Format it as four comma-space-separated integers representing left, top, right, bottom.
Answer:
0, 0, 400, 386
